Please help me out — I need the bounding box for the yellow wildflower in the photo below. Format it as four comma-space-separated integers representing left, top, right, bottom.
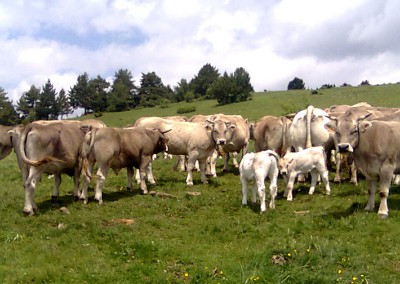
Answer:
184, 272, 189, 277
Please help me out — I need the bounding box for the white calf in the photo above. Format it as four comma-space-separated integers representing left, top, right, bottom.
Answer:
278, 146, 330, 201
239, 150, 279, 212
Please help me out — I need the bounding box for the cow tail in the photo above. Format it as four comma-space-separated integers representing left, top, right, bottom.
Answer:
81, 128, 97, 179
265, 150, 279, 162
306, 105, 314, 148
19, 125, 64, 167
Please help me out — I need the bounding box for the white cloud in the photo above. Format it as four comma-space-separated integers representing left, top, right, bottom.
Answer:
1, 0, 400, 105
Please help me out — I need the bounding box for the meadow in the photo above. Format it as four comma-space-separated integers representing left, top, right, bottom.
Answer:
1, 84, 400, 283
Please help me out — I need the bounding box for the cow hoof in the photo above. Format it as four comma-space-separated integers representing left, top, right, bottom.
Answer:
126, 187, 132, 192
73, 195, 80, 201
23, 209, 35, 216
333, 176, 341, 183
378, 213, 389, 219
51, 195, 59, 202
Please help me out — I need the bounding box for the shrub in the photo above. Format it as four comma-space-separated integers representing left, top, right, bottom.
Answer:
177, 106, 196, 114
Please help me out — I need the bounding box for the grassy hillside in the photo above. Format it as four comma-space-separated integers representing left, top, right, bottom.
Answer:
81, 83, 400, 126
2, 84, 400, 283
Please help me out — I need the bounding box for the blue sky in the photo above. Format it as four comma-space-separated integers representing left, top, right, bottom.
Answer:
1, 0, 400, 103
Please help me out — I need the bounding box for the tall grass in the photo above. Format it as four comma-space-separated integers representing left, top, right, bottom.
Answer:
2, 84, 400, 283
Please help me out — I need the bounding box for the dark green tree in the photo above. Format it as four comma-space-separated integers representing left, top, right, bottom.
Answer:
207, 72, 238, 105
16, 85, 40, 122
57, 88, 72, 119
0, 87, 18, 125
108, 69, 137, 111
288, 77, 305, 90
190, 63, 220, 99
69, 72, 92, 114
138, 72, 171, 107
232, 67, 253, 102
174, 79, 190, 102
89, 75, 110, 114
36, 79, 58, 120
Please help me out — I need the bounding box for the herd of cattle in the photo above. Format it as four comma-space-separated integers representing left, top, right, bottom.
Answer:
1, 101, 400, 218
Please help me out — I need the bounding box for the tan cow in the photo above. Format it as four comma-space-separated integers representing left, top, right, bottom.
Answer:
209, 113, 250, 172
133, 117, 231, 185
80, 126, 169, 204
252, 115, 291, 156
0, 125, 13, 160
327, 116, 400, 217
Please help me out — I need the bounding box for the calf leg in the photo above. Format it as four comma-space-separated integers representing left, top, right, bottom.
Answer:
240, 175, 248, 206
309, 170, 318, 195
146, 162, 156, 184
285, 172, 297, 201
321, 170, 331, 195
255, 178, 266, 212
268, 166, 279, 209
80, 160, 94, 204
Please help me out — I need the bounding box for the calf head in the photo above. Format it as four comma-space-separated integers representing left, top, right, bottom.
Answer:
278, 157, 294, 175
155, 129, 170, 153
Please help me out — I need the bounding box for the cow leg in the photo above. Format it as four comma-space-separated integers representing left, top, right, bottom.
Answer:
333, 152, 342, 183
23, 168, 41, 216
350, 162, 358, 185
73, 167, 81, 200
256, 181, 266, 212
80, 160, 94, 204
95, 164, 109, 204
146, 162, 156, 185
51, 174, 62, 201
223, 153, 230, 172
365, 178, 377, 212
309, 170, 318, 195
377, 164, 393, 217
135, 168, 140, 184
206, 149, 218, 177
232, 151, 239, 168
126, 167, 133, 191
139, 166, 149, 195
198, 159, 208, 184
285, 172, 297, 201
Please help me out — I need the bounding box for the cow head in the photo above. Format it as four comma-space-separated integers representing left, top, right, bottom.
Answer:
325, 113, 372, 153
205, 119, 235, 146
155, 129, 170, 153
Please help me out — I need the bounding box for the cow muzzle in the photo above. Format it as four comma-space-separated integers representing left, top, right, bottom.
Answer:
217, 139, 226, 145
338, 143, 353, 153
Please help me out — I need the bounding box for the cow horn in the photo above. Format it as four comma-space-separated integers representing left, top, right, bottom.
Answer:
161, 129, 172, 134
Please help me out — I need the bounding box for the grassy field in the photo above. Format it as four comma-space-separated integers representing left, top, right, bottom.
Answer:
2, 84, 400, 283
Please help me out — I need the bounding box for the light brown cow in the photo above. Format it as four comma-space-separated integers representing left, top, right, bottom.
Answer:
209, 113, 250, 171
133, 117, 231, 185
252, 115, 291, 156
327, 114, 400, 217
80, 126, 169, 204
0, 125, 13, 160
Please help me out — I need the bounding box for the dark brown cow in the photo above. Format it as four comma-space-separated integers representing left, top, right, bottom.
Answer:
80, 127, 169, 204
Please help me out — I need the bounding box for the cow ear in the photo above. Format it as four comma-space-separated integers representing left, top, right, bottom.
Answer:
359, 121, 372, 133
324, 121, 337, 133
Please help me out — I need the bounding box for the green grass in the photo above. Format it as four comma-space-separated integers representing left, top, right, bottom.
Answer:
2, 84, 400, 283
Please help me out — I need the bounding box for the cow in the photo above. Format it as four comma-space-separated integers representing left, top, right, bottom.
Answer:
129, 117, 231, 186
209, 113, 250, 172
239, 150, 279, 212
287, 106, 335, 182
18, 122, 87, 215
278, 146, 331, 201
0, 125, 13, 160
326, 114, 400, 217
7, 119, 106, 215
79, 126, 169, 204
252, 115, 292, 156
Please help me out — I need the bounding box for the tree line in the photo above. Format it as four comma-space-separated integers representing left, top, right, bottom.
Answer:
0, 64, 254, 125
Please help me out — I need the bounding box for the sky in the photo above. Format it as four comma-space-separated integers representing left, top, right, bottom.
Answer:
1, 0, 400, 104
